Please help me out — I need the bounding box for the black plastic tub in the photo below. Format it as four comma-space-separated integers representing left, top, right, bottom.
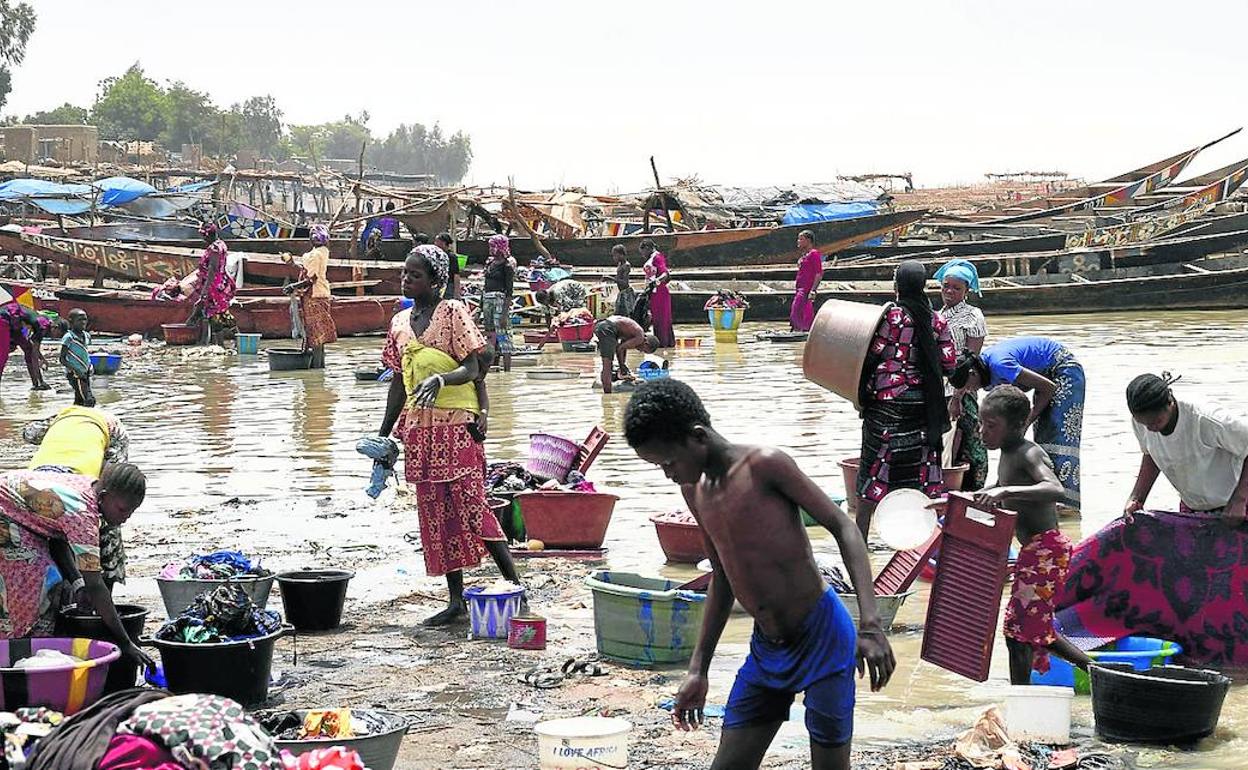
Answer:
55, 603, 149, 694
276, 570, 354, 632
268, 348, 313, 371
147, 625, 290, 707
1090, 663, 1231, 744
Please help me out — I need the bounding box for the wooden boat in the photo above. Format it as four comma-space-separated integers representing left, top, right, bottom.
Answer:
12, 231, 403, 293
6, 282, 399, 338
55, 222, 414, 261
665, 253, 1248, 322
452, 209, 927, 267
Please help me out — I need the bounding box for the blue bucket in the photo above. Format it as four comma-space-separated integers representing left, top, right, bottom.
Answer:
465, 586, 525, 640
1032, 636, 1183, 693
237, 334, 261, 355
89, 354, 122, 376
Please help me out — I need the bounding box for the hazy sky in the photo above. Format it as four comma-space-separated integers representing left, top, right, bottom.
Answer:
9, 1, 1248, 192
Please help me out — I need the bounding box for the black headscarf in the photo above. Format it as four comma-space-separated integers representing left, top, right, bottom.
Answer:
894, 260, 949, 449
1126, 372, 1181, 414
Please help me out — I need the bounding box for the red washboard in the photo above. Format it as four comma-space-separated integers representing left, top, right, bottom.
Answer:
873, 528, 943, 597
920, 492, 1017, 682
574, 426, 610, 476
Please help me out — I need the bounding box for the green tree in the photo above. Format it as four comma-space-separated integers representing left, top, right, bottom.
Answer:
22, 102, 89, 125
288, 113, 371, 166
92, 63, 168, 141
238, 95, 282, 158
161, 81, 219, 150
0, 1, 35, 111
369, 122, 472, 183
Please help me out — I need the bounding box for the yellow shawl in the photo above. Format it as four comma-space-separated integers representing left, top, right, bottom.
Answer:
401, 339, 479, 413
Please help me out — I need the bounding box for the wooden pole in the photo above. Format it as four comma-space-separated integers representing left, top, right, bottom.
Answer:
650, 155, 675, 234
351, 141, 366, 297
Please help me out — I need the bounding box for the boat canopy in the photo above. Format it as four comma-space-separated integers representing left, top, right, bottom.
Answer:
0, 176, 211, 215
781, 201, 880, 226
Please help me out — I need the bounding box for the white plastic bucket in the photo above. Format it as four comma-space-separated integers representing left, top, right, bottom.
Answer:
536, 716, 631, 769
1005, 684, 1073, 744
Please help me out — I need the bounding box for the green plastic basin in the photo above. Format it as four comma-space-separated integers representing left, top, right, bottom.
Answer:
585, 571, 706, 668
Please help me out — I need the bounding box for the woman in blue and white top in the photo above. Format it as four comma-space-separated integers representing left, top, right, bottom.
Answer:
934, 259, 989, 490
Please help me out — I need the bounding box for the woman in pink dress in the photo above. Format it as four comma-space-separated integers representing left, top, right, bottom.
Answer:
790, 229, 822, 332
187, 222, 237, 344
640, 239, 674, 347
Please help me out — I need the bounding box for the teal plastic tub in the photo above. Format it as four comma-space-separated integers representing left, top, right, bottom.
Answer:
1032, 636, 1182, 693
585, 571, 706, 668
237, 333, 261, 354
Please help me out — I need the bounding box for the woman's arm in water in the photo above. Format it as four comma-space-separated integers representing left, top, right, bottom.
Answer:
1014, 367, 1057, 428
1126, 453, 1161, 515
763, 449, 896, 691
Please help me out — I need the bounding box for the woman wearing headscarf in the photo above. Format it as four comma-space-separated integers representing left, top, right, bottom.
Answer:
376, 244, 525, 626
949, 336, 1085, 511
934, 258, 989, 490
187, 222, 237, 345
855, 261, 957, 539
1053, 373, 1248, 669
283, 224, 338, 368
790, 229, 822, 332
640, 238, 674, 347
0, 300, 52, 390
482, 234, 516, 372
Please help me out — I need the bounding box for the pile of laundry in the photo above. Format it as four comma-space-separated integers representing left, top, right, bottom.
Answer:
487, 463, 595, 496
156, 585, 282, 644
1, 708, 61, 768
159, 550, 271, 581
257, 708, 392, 742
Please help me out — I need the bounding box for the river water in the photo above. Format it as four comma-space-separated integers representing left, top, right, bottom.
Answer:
1, 311, 1246, 766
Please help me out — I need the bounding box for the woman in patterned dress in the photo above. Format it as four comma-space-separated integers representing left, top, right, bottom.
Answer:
187, 222, 237, 345
934, 258, 989, 490
283, 224, 338, 368
376, 245, 525, 627
855, 261, 957, 539
640, 239, 675, 348
951, 337, 1085, 511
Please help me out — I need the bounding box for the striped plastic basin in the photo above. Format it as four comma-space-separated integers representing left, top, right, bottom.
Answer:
0, 637, 120, 714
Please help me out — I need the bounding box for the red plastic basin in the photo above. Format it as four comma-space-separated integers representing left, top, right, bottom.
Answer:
556, 324, 594, 343
651, 517, 707, 564
519, 491, 618, 549
162, 323, 200, 346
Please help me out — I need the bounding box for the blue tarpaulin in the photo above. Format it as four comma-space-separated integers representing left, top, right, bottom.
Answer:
95, 176, 157, 207
780, 201, 880, 226
0, 179, 96, 214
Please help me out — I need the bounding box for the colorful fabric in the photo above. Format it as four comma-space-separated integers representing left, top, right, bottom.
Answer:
864, 305, 956, 402
857, 392, 945, 502
938, 301, 988, 354
1029, 350, 1084, 509
0, 471, 101, 638
282, 747, 366, 770
1005, 528, 1072, 674
98, 735, 182, 770
414, 436, 506, 577
118, 694, 284, 770
487, 234, 510, 257
953, 392, 989, 491
197, 222, 218, 239
790, 248, 822, 332
27, 408, 111, 479
482, 292, 514, 354
298, 297, 337, 348
643, 252, 674, 347
400, 340, 479, 414
981, 336, 1067, 387
308, 224, 329, 246
725, 588, 857, 747
60, 330, 91, 378
547, 279, 588, 312
414, 244, 449, 289
934, 258, 982, 295
1055, 509, 1248, 668
195, 240, 237, 318
381, 304, 484, 428
155, 584, 281, 644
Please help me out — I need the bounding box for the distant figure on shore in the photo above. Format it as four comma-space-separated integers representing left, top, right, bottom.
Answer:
790, 229, 822, 332
612, 244, 637, 316
855, 261, 956, 539
0, 300, 51, 391
640, 239, 674, 347
283, 224, 338, 369
624, 379, 894, 770
59, 308, 94, 407
951, 336, 1085, 511
187, 222, 237, 346
482, 234, 516, 372
358, 201, 403, 252
974, 386, 1092, 684
435, 232, 460, 299
935, 258, 989, 490
376, 245, 526, 627
593, 315, 658, 394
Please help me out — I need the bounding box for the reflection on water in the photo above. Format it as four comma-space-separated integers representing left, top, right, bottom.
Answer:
2, 311, 1248, 764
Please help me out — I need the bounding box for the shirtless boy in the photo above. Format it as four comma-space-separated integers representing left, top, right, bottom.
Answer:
594, 315, 658, 394
625, 379, 895, 770
974, 385, 1093, 684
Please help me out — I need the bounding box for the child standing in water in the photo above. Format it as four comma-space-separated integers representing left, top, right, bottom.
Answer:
59, 308, 94, 407
975, 385, 1092, 684
624, 379, 894, 770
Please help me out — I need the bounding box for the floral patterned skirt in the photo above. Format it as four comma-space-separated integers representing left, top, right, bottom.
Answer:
298, 296, 338, 348
1032, 350, 1084, 510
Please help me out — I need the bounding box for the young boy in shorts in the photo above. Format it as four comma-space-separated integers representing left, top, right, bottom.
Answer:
975, 385, 1093, 684
594, 315, 658, 394
624, 379, 894, 770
